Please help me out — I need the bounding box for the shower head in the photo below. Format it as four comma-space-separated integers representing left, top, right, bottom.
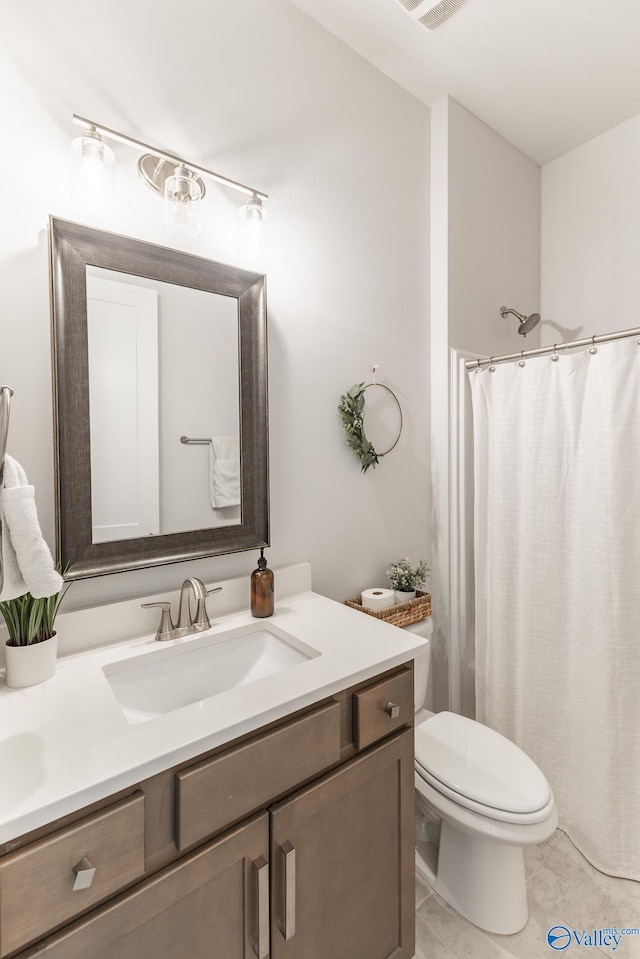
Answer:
500, 306, 540, 337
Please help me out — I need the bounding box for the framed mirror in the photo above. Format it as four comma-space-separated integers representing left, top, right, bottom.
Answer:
49, 217, 269, 579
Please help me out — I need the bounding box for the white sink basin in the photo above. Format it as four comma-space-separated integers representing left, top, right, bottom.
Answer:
103, 622, 320, 724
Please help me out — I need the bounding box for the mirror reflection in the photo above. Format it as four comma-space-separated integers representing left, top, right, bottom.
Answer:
86, 266, 241, 543
49, 217, 269, 580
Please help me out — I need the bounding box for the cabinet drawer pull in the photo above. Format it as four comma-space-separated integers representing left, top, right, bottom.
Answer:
72, 856, 97, 891
279, 840, 296, 941
385, 701, 400, 720
253, 856, 269, 959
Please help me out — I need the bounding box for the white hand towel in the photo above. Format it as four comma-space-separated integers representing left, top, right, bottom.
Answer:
209, 436, 240, 509
0, 497, 28, 601
1, 455, 63, 600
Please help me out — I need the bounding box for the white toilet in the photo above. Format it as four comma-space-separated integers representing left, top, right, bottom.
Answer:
409, 618, 558, 935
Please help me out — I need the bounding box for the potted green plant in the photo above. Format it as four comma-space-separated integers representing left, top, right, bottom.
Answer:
386, 556, 430, 604
1, 582, 69, 688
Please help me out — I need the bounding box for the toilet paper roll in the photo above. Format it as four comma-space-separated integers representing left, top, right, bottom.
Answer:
361, 588, 395, 611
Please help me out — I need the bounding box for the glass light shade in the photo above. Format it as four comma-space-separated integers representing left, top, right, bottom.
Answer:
164, 165, 202, 239
70, 129, 115, 213
238, 195, 267, 266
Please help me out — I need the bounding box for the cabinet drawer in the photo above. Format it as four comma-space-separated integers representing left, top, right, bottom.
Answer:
353, 668, 413, 750
0, 792, 145, 957
16, 814, 270, 959
176, 700, 341, 850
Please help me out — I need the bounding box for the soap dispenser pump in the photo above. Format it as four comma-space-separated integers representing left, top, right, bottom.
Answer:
251, 548, 274, 618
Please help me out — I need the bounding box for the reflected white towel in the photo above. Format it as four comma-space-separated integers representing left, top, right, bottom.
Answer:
209, 436, 240, 509
1, 455, 63, 600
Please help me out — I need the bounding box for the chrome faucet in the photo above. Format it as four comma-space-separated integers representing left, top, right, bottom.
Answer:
142, 578, 222, 642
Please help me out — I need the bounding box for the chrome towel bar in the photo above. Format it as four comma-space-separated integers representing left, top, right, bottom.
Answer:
180, 435, 210, 446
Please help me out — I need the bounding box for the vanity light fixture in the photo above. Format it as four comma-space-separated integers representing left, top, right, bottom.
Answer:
136, 157, 205, 240
71, 115, 268, 245
70, 125, 115, 213
163, 165, 203, 240
238, 193, 267, 261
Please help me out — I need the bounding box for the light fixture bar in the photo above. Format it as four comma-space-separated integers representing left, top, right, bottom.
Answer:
72, 114, 268, 201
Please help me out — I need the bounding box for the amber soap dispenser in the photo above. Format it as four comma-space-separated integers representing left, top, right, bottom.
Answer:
251, 548, 274, 618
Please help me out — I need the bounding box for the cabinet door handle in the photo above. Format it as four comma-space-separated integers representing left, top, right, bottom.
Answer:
279, 840, 296, 941
72, 856, 96, 891
385, 701, 400, 719
253, 856, 269, 959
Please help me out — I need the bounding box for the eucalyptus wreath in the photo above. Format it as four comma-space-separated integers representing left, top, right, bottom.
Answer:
338, 382, 379, 473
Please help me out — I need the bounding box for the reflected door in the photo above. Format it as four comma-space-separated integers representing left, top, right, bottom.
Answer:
87, 275, 160, 542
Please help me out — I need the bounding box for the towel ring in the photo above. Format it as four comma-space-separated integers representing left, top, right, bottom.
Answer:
0, 386, 14, 596
0, 386, 14, 485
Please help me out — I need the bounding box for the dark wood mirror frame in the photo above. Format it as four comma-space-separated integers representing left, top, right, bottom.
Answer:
49, 217, 269, 579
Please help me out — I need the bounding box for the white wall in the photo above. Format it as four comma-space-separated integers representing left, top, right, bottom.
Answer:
542, 110, 640, 344
447, 100, 541, 356
0, 0, 430, 614
430, 97, 540, 711
159, 285, 240, 533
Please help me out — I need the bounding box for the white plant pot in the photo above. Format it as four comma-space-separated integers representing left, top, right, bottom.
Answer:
4, 633, 58, 688
394, 590, 416, 605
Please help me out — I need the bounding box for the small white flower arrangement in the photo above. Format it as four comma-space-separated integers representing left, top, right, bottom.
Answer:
386, 557, 430, 593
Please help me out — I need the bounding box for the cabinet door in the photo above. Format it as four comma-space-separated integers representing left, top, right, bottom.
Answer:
20, 813, 270, 959
270, 728, 414, 959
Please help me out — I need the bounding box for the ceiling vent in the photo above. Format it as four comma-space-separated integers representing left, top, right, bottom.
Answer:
395, 0, 473, 30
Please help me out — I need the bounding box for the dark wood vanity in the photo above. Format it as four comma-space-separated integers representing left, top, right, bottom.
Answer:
0, 663, 415, 959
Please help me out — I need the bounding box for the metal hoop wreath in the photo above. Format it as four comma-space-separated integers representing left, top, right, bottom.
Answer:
362, 382, 403, 457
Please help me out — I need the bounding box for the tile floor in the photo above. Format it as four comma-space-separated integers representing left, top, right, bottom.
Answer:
414, 830, 640, 959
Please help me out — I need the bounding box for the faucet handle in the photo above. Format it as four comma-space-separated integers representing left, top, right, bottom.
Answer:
141, 602, 175, 642
193, 587, 223, 631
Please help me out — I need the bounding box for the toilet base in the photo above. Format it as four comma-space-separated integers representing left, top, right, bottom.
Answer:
416, 820, 528, 935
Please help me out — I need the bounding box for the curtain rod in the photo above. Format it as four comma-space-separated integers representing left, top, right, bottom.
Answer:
465, 325, 640, 370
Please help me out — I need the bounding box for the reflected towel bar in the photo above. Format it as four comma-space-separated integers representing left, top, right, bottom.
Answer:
180, 435, 211, 446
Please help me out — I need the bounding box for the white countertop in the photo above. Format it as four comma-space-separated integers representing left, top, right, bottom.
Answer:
0, 586, 424, 845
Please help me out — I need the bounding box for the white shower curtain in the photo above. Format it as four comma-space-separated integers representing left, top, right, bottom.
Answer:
470, 338, 640, 880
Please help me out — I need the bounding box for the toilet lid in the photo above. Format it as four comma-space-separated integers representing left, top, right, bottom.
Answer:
414, 712, 551, 814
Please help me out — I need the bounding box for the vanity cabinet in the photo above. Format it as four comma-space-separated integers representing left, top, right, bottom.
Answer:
271, 729, 414, 959
15, 813, 269, 959
0, 794, 146, 957
2, 664, 415, 959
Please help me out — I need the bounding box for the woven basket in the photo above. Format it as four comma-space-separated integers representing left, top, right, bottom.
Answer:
345, 590, 431, 628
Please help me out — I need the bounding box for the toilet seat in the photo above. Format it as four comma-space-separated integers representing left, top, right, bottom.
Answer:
415, 761, 556, 824
415, 712, 552, 823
